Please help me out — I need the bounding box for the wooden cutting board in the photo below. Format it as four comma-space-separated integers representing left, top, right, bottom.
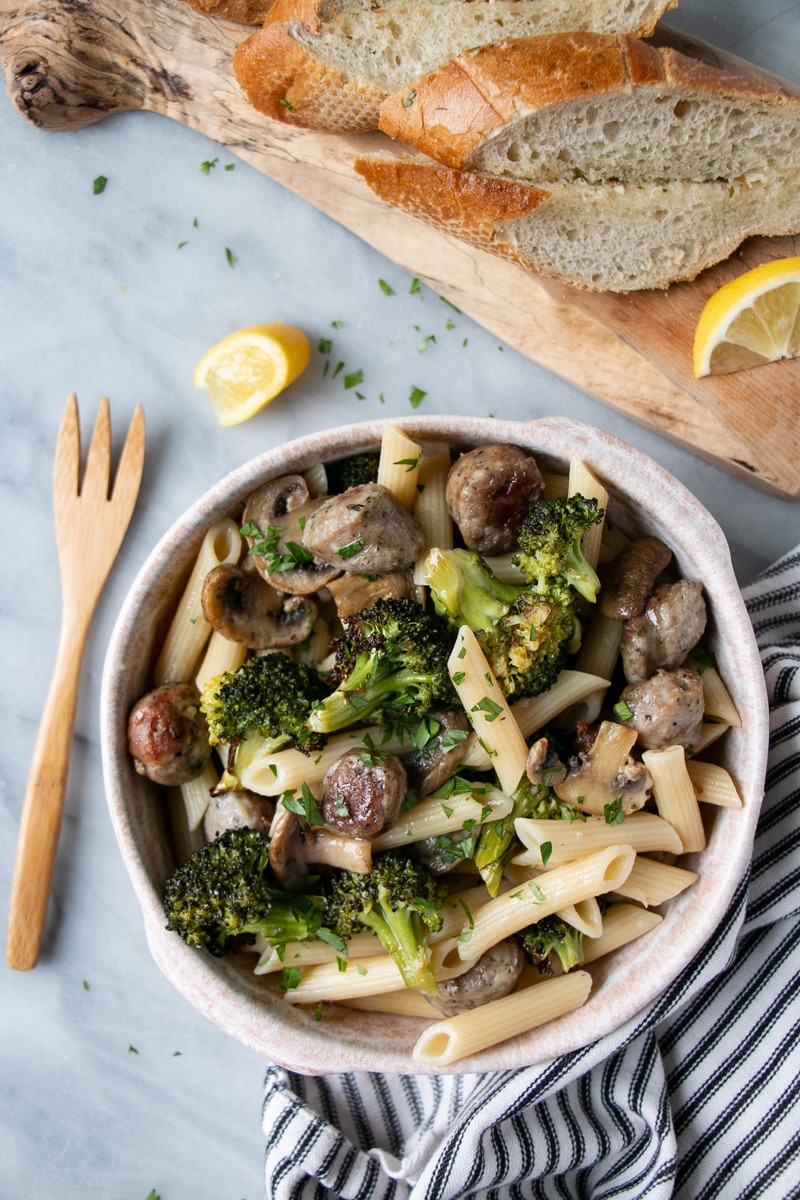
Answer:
2, 0, 799, 497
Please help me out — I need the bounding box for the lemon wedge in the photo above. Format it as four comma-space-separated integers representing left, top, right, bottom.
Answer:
693, 257, 800, 378
194, 323, 311, 425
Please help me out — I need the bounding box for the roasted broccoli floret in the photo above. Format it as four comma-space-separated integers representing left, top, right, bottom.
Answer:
326, 451, 380, 493
424, 548, 581, 699
163, 828, 325, 957
307, 597, 457, 733
518, 915, 585, 975
514, 494, 604, 603
323, 850, 447, 994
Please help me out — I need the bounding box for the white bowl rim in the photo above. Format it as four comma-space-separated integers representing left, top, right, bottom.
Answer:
101, 414, 768, 1076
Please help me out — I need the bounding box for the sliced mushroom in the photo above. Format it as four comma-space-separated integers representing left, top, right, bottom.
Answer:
268, 805, 372, 891
242, 476, 341, 595
127, 682, 211, 787
619, 667, 705, 752
553, 720, 652, 816
321, 749, 407, 838
620, 579, 707, 684
525, 737, 567, 789
429, 938, 525, 1016
405, 708, 471, 799
203, 789, 275, 842
326, 568, 419, 622
301, 482, 426, 574
599, 536, 673, 620
446, 444, 543, 556
201, 562, 317, 649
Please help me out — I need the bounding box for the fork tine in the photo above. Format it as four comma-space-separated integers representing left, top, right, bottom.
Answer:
52, 394, 81, 509
80, 395, 112, 504
109, 404, 146, 518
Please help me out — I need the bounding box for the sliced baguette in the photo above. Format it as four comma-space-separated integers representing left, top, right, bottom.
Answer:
353, 151, 800, 291
378, 33, 800, 185
182, 0, 273, 22
232, 0, 678, 132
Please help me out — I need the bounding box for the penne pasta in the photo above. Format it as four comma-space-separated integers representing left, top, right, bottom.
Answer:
580, 903, 663, 964
194, 630, 247, 694
340, 991, 441, 1018
692, 721, 731, 754
448, 626, 529, 795
457, 844, 636, 961
643, 745, 706, 854
168, 789, 206, 866
556, 898, 603, 939
613, 856, 698, 907
568, 458, 608, 573
413, 445, 453, 551
154, 518, 242, 685
282, 955, 408, 1004
372, 787, 512, 851
179, 759, 219, 833
699, 665, 742, 727
686, 759, 743, 808
513, 811, 683, 868
377, 423, 422, 510
254, 931, 385, 974
413, 970, 592, 1066
574, 612, 623, 685
240, 725, 415, 796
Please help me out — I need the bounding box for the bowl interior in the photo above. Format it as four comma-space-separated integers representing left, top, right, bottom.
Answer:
101, 415, 768, 1075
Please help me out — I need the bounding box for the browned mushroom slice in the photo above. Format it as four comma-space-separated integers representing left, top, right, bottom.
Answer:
301, 482, 426, 574
321, 749, 407, 837
268, 805, 372, 891
326, 568, 419, 621
127, 682, 212, 787
553, 720, 652, 816
201, 562, 317, 649
203, 789, 275, 842
599, 536, 673, 621
405, 708, 471, 799
242, 476, 341, 595
445, 444, 543, 556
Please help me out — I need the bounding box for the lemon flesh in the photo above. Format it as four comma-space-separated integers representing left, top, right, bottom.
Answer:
693, 257, 800, 378
194, 323, 311, 425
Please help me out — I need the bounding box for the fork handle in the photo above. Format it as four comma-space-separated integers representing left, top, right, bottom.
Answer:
7, 612, 89, 970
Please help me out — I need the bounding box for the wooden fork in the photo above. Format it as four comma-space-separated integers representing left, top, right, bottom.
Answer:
7, 395, 145, 971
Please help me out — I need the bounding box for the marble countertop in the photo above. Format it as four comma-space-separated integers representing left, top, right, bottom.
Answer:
1, 2, 798, 1197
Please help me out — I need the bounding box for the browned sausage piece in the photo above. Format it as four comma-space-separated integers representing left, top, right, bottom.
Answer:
429, 939, 525, 1016
127, 682, 211, 787
599, 536, 672, 620
322, 749, 407, 838
620, 580, 707, 683
302, 483, 426, 573
620, 667, 705, 751
446, 444, 543, 556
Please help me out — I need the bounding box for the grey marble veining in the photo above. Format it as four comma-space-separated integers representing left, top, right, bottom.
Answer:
1, 1, 799, 1197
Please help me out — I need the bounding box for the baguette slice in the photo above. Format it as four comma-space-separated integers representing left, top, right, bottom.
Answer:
353, 151, 800, 291
232, 0, 678, 132
182, 0, 273, 22
378, 33, 800, 185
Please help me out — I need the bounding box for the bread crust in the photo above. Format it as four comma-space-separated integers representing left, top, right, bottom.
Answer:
378, 34, 800, 167
182, 0, 273, 23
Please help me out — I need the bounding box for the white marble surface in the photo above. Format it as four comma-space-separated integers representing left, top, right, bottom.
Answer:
1, 2, 798, 1197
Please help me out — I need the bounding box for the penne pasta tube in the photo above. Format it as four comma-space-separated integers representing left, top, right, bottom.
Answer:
541, 471, 569, 499
340, 991, 440, 1017
194, 630, 247, 693
413, 970, 592, 1066
303, 461, 329, 498
457, 844, 636, 961
613, 857, 698, 907
254, 931, 385, 974
461, 670, 611, 771
448, 626, 529, 795
580, 903, 663, 964
699, 665, 742, 727
240, 725, 414, 795
282, 955, 408, 1004
556, 898, 603, 939
686, 759, 743, 808
372, 787, 512, 851
574, 612, 623, 684
167, 789, 206, 866
377, 423, 422, 510
568, 458, 608, 572
598, 522, 630, 564
643, 745, 706, 854
480, 553, 526, 585
179, 759, 219, 833
413, 445, 453, 551
692, 721, 731, 754
434, 883, 511, 942
513, 811, 683, 868
429, 938, 480, 980
154, 518, 242, 685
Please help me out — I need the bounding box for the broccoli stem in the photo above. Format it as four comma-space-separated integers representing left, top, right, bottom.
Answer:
361, 904, 439, 996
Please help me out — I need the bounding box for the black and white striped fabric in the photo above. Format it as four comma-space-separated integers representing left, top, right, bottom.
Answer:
262, 545, 800, 1200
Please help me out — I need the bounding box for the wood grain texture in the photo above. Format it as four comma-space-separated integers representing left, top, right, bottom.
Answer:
1, 0, 798, 496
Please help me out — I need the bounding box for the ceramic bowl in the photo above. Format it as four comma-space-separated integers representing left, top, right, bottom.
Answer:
100, 416, 768, 1075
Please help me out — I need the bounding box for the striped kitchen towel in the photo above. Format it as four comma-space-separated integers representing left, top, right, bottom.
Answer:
262, 545, 800, 1200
